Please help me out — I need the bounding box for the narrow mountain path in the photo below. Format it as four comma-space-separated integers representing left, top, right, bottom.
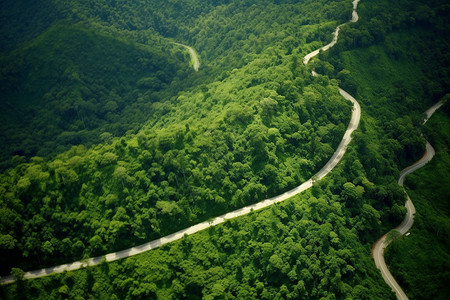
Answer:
303, 0, 360, 65
372, 100, 445, 300
172, 42, 200, 71
0, 0, 361, 285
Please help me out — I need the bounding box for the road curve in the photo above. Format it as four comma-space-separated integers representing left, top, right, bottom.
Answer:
303, 0, 360, 65
172, 42, 200, 71
424, 100, 445, 123
0, 1, 361, 285
372, 100, 444, 300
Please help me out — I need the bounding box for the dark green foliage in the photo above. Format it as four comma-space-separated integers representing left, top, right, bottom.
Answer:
0, 0, 63, 52
0, 0, 449, 298
0, 0, 355, 169
323, 0, 450, 114
385, 110, 450, 300
316, 0, 450, 298
0, 0, 355, 274
0, 187, 395, 299
0, 23, 189, 169
0, 48, 352, 274
317, 0, 450, 179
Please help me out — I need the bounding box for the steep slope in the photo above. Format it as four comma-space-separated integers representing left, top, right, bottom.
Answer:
385, 106, 450, 300
0, 0, 63, 52
0, 0, 354, 275
318, 0, 450, 298
0, 23, 188, 169
0, 5, 362, 282
0, 0, 448, 299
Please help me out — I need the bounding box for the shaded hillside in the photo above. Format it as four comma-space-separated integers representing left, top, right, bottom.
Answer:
385, 106, 450, 300
0, 0, 449, 299
0, 23, 189, 169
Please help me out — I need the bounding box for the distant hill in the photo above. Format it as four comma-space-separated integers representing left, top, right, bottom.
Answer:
0, 23, 188, 169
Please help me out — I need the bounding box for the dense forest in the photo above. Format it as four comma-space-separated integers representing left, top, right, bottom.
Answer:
385, 106, 450, 300
0, 0, 354, 273
0, 23, 192, 168
0, 0, 449, 299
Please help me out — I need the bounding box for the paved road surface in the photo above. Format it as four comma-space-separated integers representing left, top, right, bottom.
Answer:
173, 42, 200, 71
303, 0, 359, 65
424, 100, 445, 123
372, 100, 443, 300
0, 1, 361, 285
0, 88, 361, 285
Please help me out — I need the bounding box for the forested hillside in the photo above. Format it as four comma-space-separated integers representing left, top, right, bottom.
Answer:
1, 0, 449, 299
2, 183, 396, 299
385, 105, 450, 300
0, 0, 354, 275
319, 0, 450, 298
0, 0, 63, 52
0, 23, 190, 169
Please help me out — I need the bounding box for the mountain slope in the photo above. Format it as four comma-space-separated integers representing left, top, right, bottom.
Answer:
0, 23, 188, 169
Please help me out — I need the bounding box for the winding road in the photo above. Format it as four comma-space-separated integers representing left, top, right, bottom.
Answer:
372, 100, 445, 300
303, 0, 360, 65
172, 42, 200, 71
0, 1, 361, 285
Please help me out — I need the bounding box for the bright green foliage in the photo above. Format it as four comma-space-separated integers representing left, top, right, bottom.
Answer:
316, 0, 450, 298
0, 0, 449, 299
385, 109, 450, 300
0, 0, 354, 274
0, 50, 352, 273
1, 187, 395, 299
311, 0, 450, 236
